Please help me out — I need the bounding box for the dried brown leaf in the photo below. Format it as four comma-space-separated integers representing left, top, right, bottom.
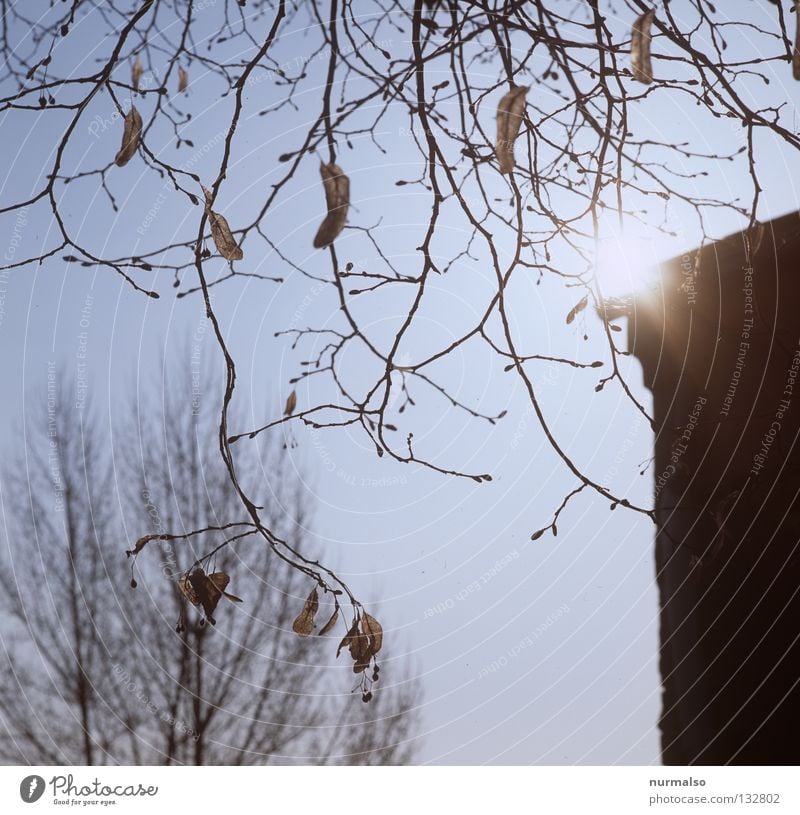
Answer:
208, 572, 229, 593
495, 85, 528, 174
209, 212, 243, 261
353, 656, 371, 674
336, 612, 382, 670
284, 390, 297, 417
187, 567, 223, 624
362, 612, 383, 657
313, 163, 349, 248
566, 294, 589, 325
319, 607, 339, 636
292, 587, 319, 637
114, 106, 142, 167
337, 619, 360, 657
202, 186, 243, 261
350, 630, 371, 663
178, 574, 199, 606
178, 66, 189, 93
209, 571, 243, 603
631, 9, 656, 84
132, 55, 143, 91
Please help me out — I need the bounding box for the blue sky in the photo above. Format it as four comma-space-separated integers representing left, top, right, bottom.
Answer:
2, 0, 800, 764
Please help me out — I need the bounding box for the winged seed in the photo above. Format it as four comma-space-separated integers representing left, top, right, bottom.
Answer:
631, 9, 656, 84
114, 106, 142, 167
292, 588, 319, 637
313, 163, 349, 248
495, 86, 528, 174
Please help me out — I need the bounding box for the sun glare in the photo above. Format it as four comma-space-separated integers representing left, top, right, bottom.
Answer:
593, 218, 662, 298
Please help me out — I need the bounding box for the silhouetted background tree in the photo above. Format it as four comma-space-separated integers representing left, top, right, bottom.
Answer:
0, 358, 418, 765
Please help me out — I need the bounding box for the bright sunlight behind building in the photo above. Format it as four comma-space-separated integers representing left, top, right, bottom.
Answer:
593, 216, 662, 298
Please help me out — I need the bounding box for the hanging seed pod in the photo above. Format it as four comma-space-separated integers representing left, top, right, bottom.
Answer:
362, 612, 383, 657
318, 607, 339, 636
313, 163, 349, 248
182, 568, 242, 626
292, 588, 319, 637
352, 613, 382, 674
178, 574, 199, 606
202, 187, 244, 261
178, 66, 189, 93
207, 572, 243, 603
337, 619, 360, 658
495, 85, 528, 175
187, 568, 222, 625
631, 9, 656, 84
131, 55, 143, 91
114, 105, 142, 167
335, 612, 383, 673
565, 294, 589, 324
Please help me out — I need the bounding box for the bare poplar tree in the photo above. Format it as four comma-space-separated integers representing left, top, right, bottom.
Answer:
0, 381, 121, 764
0, 360, 418, 765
